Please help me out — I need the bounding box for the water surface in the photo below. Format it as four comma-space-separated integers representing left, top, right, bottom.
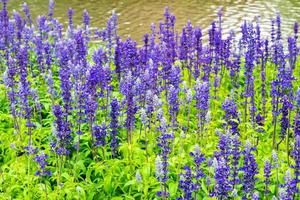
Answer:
7, 0, 300, 42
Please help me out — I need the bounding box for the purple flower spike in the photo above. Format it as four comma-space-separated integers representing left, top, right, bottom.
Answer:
264, 160, 272, 195
34, 152, 52, 177
48, 0, 55, 19
241, 141, 258, 199
177, 166, 199, 200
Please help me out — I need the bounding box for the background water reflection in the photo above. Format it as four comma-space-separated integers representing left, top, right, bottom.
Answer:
7, 0, 300, 42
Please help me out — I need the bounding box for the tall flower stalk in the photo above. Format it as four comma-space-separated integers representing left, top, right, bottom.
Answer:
194, 79, 210, 142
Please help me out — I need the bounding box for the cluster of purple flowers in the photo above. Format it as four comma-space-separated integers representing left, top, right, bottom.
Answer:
222, 98, 240, 135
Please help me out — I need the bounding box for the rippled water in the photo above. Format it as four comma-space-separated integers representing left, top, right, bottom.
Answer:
7, 0, 300, 42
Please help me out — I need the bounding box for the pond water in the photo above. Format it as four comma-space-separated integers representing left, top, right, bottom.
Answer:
7, 0, 300, 42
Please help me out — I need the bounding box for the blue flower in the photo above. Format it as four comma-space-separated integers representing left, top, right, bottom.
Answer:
241, 141, 258, 199
264, 160, 272, 195
34, 152, 52, 177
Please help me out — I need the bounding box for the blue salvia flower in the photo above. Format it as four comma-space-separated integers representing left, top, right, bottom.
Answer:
294, 97, 300, 181
184, 21, 194, 65
179, 28, 188, 62
288, 36, 297, 70
168, 65, 181, 89
120, 38, 138, 75
18, 47, 31, 123
229, 40, 241, 88
31, 88, 42, 118
110, 98, 120, 157
230, 135, 241, 188
145, 90, 155, 119
140, 33, 150, 65
86, 63, 100, 98
241, 141, 258, 199
189, 144, 206, 180
177, 166, 199, 200
22, 3, 32, 26
294, 22, 299, 41
209, 19, 222, 99
85, 95, 98, 125
255, 18, 262, 65
34, 16, 47, 74
67, 8, 74, 38
18, 43, 37, 142
120, 71, 137, 142
156, 125, 174, 199
270, 16, 278, 65
214, 131, 231, 162
48, 0, 55, 19
276, 13, 281, 41
281, 65, 295, 99
272, 150, 279, 169
280, 170, 297, 200
114, 37, 122, 80
103, 11, 118, 60
211, 157, 232, 199
1, 0, 9, 48
3, 57, 19, 131
44, 41, 52, 71
271, 80, 280, 123
93, 123, 107, 147
72, 63, 87, 136
159, 7, 177, 80
256, 115, 265, 133
139, 69, 152, 100
274, 40, 285, 71
92, 48, 110, 96
133, 78, 145, 104
12, 11, 24, 47
178, 21, 194, 77
57, 42, 73, 115
243, 22, 256, 124
264, 160, 272, 195
167, 65, 181, 126
34, 152, 52, 177
222, 97, 240, 135
200, 47, 212, 82
74, 29, 88, 67
52, 105, 72, 155
280, 95, 293, 139
222, 33, 233, 71
168, 84, 180, 126
155, 155, 170, 198
261, 39, 268, 116
193, 27, 202, 79
194, 79, 210, 134
83, 9, 90, 29
23, 145, 37, 155
49, 18, 63, 42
